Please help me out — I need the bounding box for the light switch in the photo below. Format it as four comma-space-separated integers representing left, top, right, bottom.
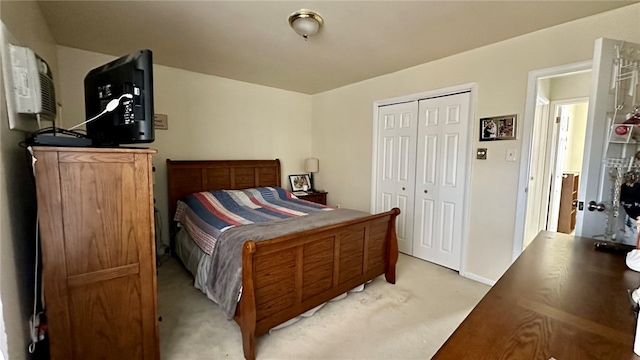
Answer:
506, 148, 517, 162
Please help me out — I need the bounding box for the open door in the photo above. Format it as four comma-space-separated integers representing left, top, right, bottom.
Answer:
547, 105, 570, 231
575, 38, 640, 239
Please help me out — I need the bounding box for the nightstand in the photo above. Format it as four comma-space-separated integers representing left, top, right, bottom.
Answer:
297, 191, 327, 205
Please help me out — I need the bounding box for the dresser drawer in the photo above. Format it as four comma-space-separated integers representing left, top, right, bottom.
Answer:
297, 191, 327, 205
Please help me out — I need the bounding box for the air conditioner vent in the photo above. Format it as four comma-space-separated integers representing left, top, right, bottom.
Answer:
38, 72, 56, 117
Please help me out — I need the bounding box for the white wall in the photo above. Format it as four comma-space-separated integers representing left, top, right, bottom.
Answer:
561, 103, 589, 173
56, 46, 313, 248
0, 1, 60, 358
311, 4, 640, 281
550, 71, 591, 100
570, 103, 589, 172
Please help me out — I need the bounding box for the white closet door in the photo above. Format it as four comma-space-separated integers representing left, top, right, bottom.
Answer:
376, 101, 418, 255
413, 92, 470, 270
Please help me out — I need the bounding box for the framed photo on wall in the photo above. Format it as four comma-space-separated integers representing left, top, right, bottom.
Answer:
480, 114, 517, 141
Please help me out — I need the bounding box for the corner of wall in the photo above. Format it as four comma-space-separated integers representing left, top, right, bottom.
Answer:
0, 1, 59, 358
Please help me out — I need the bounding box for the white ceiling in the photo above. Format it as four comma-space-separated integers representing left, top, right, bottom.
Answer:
37, 1, 637, 94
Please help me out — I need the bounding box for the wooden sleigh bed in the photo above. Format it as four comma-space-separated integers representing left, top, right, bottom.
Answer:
166, 159, 400, 360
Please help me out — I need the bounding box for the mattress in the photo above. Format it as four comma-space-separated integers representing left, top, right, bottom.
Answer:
174, 186, 332, 255
175, 227, 214, 298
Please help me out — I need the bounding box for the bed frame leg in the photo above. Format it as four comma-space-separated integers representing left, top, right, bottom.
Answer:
385, 208, 400, 284
240, 241, 257, 360
241, 329, 256, 360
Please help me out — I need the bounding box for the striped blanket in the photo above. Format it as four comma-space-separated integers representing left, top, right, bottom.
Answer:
174, 187, 333, 255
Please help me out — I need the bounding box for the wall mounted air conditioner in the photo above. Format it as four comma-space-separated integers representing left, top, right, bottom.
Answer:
0, 22, 57, 132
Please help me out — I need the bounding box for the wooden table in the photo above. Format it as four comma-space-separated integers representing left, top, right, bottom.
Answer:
433, 231, 640, 360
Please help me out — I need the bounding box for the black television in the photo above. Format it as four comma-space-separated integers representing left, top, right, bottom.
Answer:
84, 49, 154, 146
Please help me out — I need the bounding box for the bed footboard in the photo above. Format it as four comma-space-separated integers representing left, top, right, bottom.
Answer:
235, 208, 400, 360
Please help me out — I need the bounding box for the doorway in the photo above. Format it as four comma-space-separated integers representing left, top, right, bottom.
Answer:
513, 61, 593, 258
546, 100, 589, 234
515, 38, 640, 260
522, 75, 590, 248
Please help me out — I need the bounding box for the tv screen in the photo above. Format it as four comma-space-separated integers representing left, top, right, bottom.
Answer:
84, 49, 154, 146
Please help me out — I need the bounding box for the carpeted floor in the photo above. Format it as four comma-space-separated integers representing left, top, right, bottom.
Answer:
157, 254, 490, 360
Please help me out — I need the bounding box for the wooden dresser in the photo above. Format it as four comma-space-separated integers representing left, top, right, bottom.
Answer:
32, 146, 159, 360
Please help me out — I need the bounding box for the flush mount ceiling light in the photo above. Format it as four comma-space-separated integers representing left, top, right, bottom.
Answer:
288, 9, 324, 40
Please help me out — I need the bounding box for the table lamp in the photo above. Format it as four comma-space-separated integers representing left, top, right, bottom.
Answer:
305, 158, 319, 192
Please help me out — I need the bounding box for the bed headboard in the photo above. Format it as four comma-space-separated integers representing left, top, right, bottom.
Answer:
166, 159, 281, 224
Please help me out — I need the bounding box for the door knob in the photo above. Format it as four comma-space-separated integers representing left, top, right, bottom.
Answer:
402, 187, 405, 191
424, 190, 428, 193
572, 200, 578, 207
587, 201, 605, 212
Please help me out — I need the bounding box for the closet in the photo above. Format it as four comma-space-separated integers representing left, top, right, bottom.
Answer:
375, 91, 471, 270
33, 146, 159, 360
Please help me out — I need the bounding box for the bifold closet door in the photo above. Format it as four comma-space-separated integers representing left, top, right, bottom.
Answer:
376, 101, 418, 255
412, 92, 470, 270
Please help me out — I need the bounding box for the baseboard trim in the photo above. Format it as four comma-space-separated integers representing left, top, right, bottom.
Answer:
461, 272, 496, 286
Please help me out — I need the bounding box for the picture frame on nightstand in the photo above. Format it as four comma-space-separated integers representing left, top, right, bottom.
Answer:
289, 174, 311, 192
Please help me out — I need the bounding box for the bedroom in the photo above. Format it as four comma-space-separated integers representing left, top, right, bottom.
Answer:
1, 1, 640, 359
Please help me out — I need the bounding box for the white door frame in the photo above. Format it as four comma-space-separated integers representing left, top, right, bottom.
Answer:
371, 82, 477, 278
512, 61, 592, 261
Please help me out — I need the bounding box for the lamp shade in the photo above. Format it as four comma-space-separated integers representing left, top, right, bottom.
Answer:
305, 158, 319, 173
291, 17, 319, 37
288, 10, 324, 39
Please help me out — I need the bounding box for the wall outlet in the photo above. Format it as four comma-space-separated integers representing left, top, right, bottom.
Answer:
336, 204, 341, 208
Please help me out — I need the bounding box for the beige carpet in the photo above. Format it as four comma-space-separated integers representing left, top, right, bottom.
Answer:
157, 254, 490, 360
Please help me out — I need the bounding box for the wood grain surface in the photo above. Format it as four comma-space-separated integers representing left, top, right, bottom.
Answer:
33, 147, 158, 360
433, 231, 640, 360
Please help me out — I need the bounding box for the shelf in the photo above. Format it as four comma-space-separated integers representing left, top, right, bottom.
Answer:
558, 173, 579, 234
604, 157, 640, 169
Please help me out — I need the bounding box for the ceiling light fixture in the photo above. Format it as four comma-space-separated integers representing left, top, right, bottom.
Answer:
288, 9, 324, 40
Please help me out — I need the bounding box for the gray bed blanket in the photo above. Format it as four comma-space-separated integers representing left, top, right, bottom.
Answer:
206, 208, 371, 319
